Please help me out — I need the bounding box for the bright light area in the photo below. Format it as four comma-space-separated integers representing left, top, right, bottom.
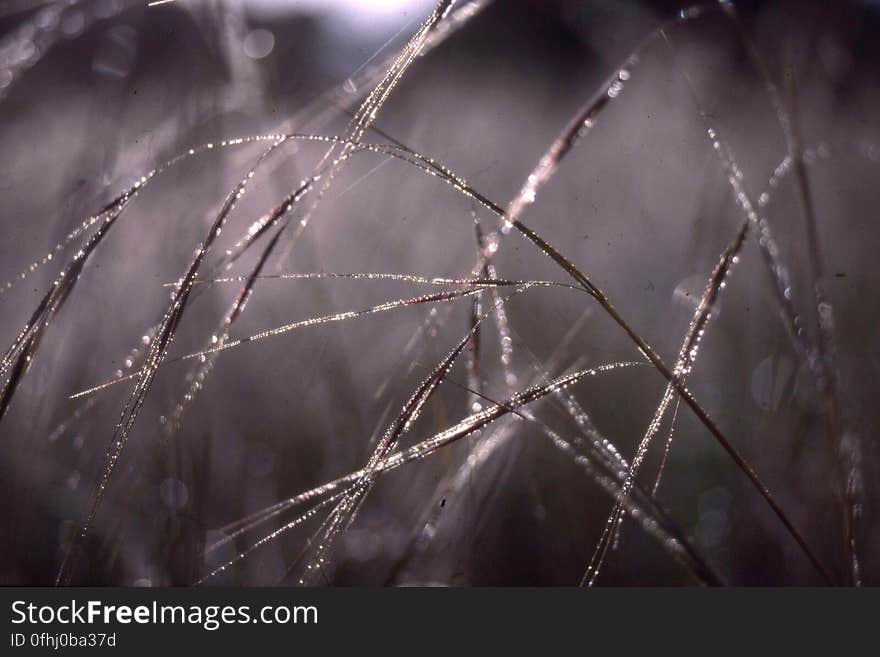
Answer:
250, 0, 437, 32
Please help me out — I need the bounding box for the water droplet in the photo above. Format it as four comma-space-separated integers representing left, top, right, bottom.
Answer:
159, 478, 189, 511
243, 29, 275, 60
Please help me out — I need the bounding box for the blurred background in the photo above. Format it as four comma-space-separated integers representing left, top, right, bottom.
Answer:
0, 0, 878, 585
